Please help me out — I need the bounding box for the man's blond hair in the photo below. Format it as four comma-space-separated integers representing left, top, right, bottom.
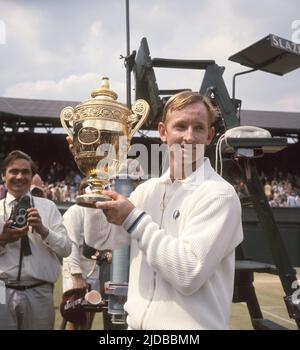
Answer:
162, 91, 218, 126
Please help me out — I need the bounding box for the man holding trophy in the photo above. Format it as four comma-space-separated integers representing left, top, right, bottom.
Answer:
62, 78, 243, 329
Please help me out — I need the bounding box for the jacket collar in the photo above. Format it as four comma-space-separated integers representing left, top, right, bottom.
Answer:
159, 157, 214, 186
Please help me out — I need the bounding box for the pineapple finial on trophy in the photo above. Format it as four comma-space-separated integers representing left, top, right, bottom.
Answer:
91, 77, 118, 100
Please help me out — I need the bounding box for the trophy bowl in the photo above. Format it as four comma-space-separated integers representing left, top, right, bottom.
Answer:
60, 77, 150, 207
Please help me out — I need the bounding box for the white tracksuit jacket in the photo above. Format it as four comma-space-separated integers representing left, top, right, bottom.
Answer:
84, 158, 243, 330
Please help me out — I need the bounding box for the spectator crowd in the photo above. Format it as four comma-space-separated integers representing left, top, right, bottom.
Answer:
261, 170, 300, 208
230, 169, 300, 208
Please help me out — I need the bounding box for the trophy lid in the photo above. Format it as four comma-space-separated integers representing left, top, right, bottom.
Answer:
91, 77, 118, 100
68, 76, 137, 127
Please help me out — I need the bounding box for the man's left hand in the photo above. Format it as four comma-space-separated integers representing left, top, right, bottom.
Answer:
26, 208, 49, 239
95, 190, 134, 225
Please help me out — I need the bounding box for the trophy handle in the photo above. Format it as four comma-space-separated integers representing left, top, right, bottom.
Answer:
60, 106, 75, 137
128, 99, 150, 140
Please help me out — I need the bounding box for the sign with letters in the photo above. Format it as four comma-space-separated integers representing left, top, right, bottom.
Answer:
270, 34, 300, 56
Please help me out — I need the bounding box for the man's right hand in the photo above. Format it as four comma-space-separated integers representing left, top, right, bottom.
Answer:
66, 136, 75, 155
0, 221, 29, 246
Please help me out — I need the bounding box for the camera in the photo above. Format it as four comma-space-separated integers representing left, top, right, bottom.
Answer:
9, 195, 31, 228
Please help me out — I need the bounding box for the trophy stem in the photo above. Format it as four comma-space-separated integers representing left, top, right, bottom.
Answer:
76, 177, 112, 208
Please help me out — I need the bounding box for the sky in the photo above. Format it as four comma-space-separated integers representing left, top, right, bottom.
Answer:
0, 0, 300, 113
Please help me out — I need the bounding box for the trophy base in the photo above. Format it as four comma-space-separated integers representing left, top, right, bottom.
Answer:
76, 193, 112, 208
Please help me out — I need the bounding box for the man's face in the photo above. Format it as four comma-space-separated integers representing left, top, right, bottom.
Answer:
158, 102, 215, 169
2, 159, 33, 198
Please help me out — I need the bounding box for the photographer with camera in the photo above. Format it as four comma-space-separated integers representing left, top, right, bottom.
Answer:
0, 150, 72, 330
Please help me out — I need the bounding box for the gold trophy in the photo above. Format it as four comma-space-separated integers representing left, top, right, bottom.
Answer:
60, 77, 150, 207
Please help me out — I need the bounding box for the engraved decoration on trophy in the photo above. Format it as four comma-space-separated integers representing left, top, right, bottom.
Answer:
60, 77, 150, 207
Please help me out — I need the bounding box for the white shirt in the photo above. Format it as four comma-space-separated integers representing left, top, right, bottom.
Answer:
85, 158, 243, 330
0, 192, 72, 283
62, 205, 103, 279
